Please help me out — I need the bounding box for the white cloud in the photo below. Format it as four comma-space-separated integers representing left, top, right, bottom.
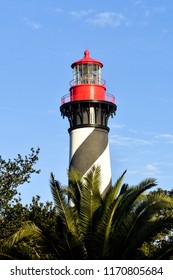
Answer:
144, 163, 160, 178
69, 10, 129, 27
23, 18, 41, 29
86, 12, 127, 27
70, 9, 93, 19
144, 6, 166, 18
155, 134, 173, 144
133, 1, 166, 20
110, 135, 154, 146
146, 164, 157, 172
110, 129, 173, 147
128, 128, 138, 133
109, 123, 126, 129
155, 134, 173, 139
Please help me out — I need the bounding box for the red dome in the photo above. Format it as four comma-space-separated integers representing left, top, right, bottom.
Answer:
71, 50, 103, 68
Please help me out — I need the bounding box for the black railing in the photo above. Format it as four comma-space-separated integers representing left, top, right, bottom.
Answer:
61, 92, 115, 105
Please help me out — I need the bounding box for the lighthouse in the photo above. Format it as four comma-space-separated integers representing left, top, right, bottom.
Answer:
60, 50, 117, 195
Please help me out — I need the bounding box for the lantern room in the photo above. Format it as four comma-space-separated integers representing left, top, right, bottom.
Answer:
71, 50, 103, 85
60, 50, 117, 131
61, 50, 115, 104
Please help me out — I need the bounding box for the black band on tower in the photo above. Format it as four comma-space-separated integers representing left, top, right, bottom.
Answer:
70, 128, 108, 176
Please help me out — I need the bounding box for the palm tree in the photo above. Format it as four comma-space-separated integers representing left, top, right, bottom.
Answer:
2, 166, 173, 259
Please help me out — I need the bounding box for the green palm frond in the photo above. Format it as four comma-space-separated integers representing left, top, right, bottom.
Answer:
0, 241, 16, 260
79, 166, 102, 235
68, 167, 83, 206
97, 178, 157, 259
68, 167, 82, 184
97, 195, 124, 258
94, 171, 127, 258
3, 221, 73, 259
112, 178, 157, 230
50, 172, 78, 236
103, 170, 127, 209
50, 172, 87, 258
128, 214, 173, 259
121, 178, 157, 208
4, 221, 44, 248
65, 168, 84, 210
122, 193, 173, 258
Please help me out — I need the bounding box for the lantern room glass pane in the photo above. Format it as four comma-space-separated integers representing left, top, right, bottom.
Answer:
73, 64, 102, 85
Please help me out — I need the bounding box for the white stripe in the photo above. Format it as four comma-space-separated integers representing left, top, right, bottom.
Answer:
69, 127, 94, 160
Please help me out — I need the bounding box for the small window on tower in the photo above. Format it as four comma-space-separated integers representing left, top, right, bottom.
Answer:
89, 107, 95, 124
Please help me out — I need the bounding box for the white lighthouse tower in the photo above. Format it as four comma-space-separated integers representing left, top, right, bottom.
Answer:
60, 50, 117, 195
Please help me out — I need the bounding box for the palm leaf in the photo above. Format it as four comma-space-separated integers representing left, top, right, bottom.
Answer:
104, 170, 127, 206
116, 178, 157, 218
94, 171, 127, 258
68, 167, 83, 207
112, 178, 157, 237
97, 195, 124, 258
4, 221, 44, 248
96, 178, 157, 258
129, 215, 173, 259
50, 172, 87, 258
79, 165, 102, 235
50, 172, 78, 235
64, 179, 83, 211
0, 241, 16, 260
123, 193, 173, 258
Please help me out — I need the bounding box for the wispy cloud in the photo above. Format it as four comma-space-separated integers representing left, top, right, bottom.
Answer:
155, 133, 173, 139
48, 7, 63, 13
127, 163, 160, 178
109, 128, 173, 149
70, 9, 93, 19
23, 18, 41, 29
143, 161, 172, 178
142, 163, 160, 178
111, 127, 173, 186
146, 163, 158, 172
69, 9, 128, 27
86, 12, 127, 27
144, 5, 166, 18
132, 0, 166, 26
110, 134, 154, 146
128, 128, 138, 133
109, 123, 126, 129
154, 133, 173, 144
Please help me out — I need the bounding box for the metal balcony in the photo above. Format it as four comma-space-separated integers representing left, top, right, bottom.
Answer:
61, 92, 115, 105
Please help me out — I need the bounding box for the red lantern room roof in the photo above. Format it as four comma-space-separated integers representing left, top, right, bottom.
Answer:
71, 50, 103, 68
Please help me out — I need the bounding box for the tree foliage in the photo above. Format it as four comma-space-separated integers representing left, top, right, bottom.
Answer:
0, 147, 40, 217
2, 165, 173, 260
0, 148, 50, 259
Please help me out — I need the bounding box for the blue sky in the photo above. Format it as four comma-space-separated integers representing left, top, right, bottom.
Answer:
0, 0, 173, 204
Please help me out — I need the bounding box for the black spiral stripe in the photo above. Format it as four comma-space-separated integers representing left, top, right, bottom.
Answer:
69, 127, 111, 193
